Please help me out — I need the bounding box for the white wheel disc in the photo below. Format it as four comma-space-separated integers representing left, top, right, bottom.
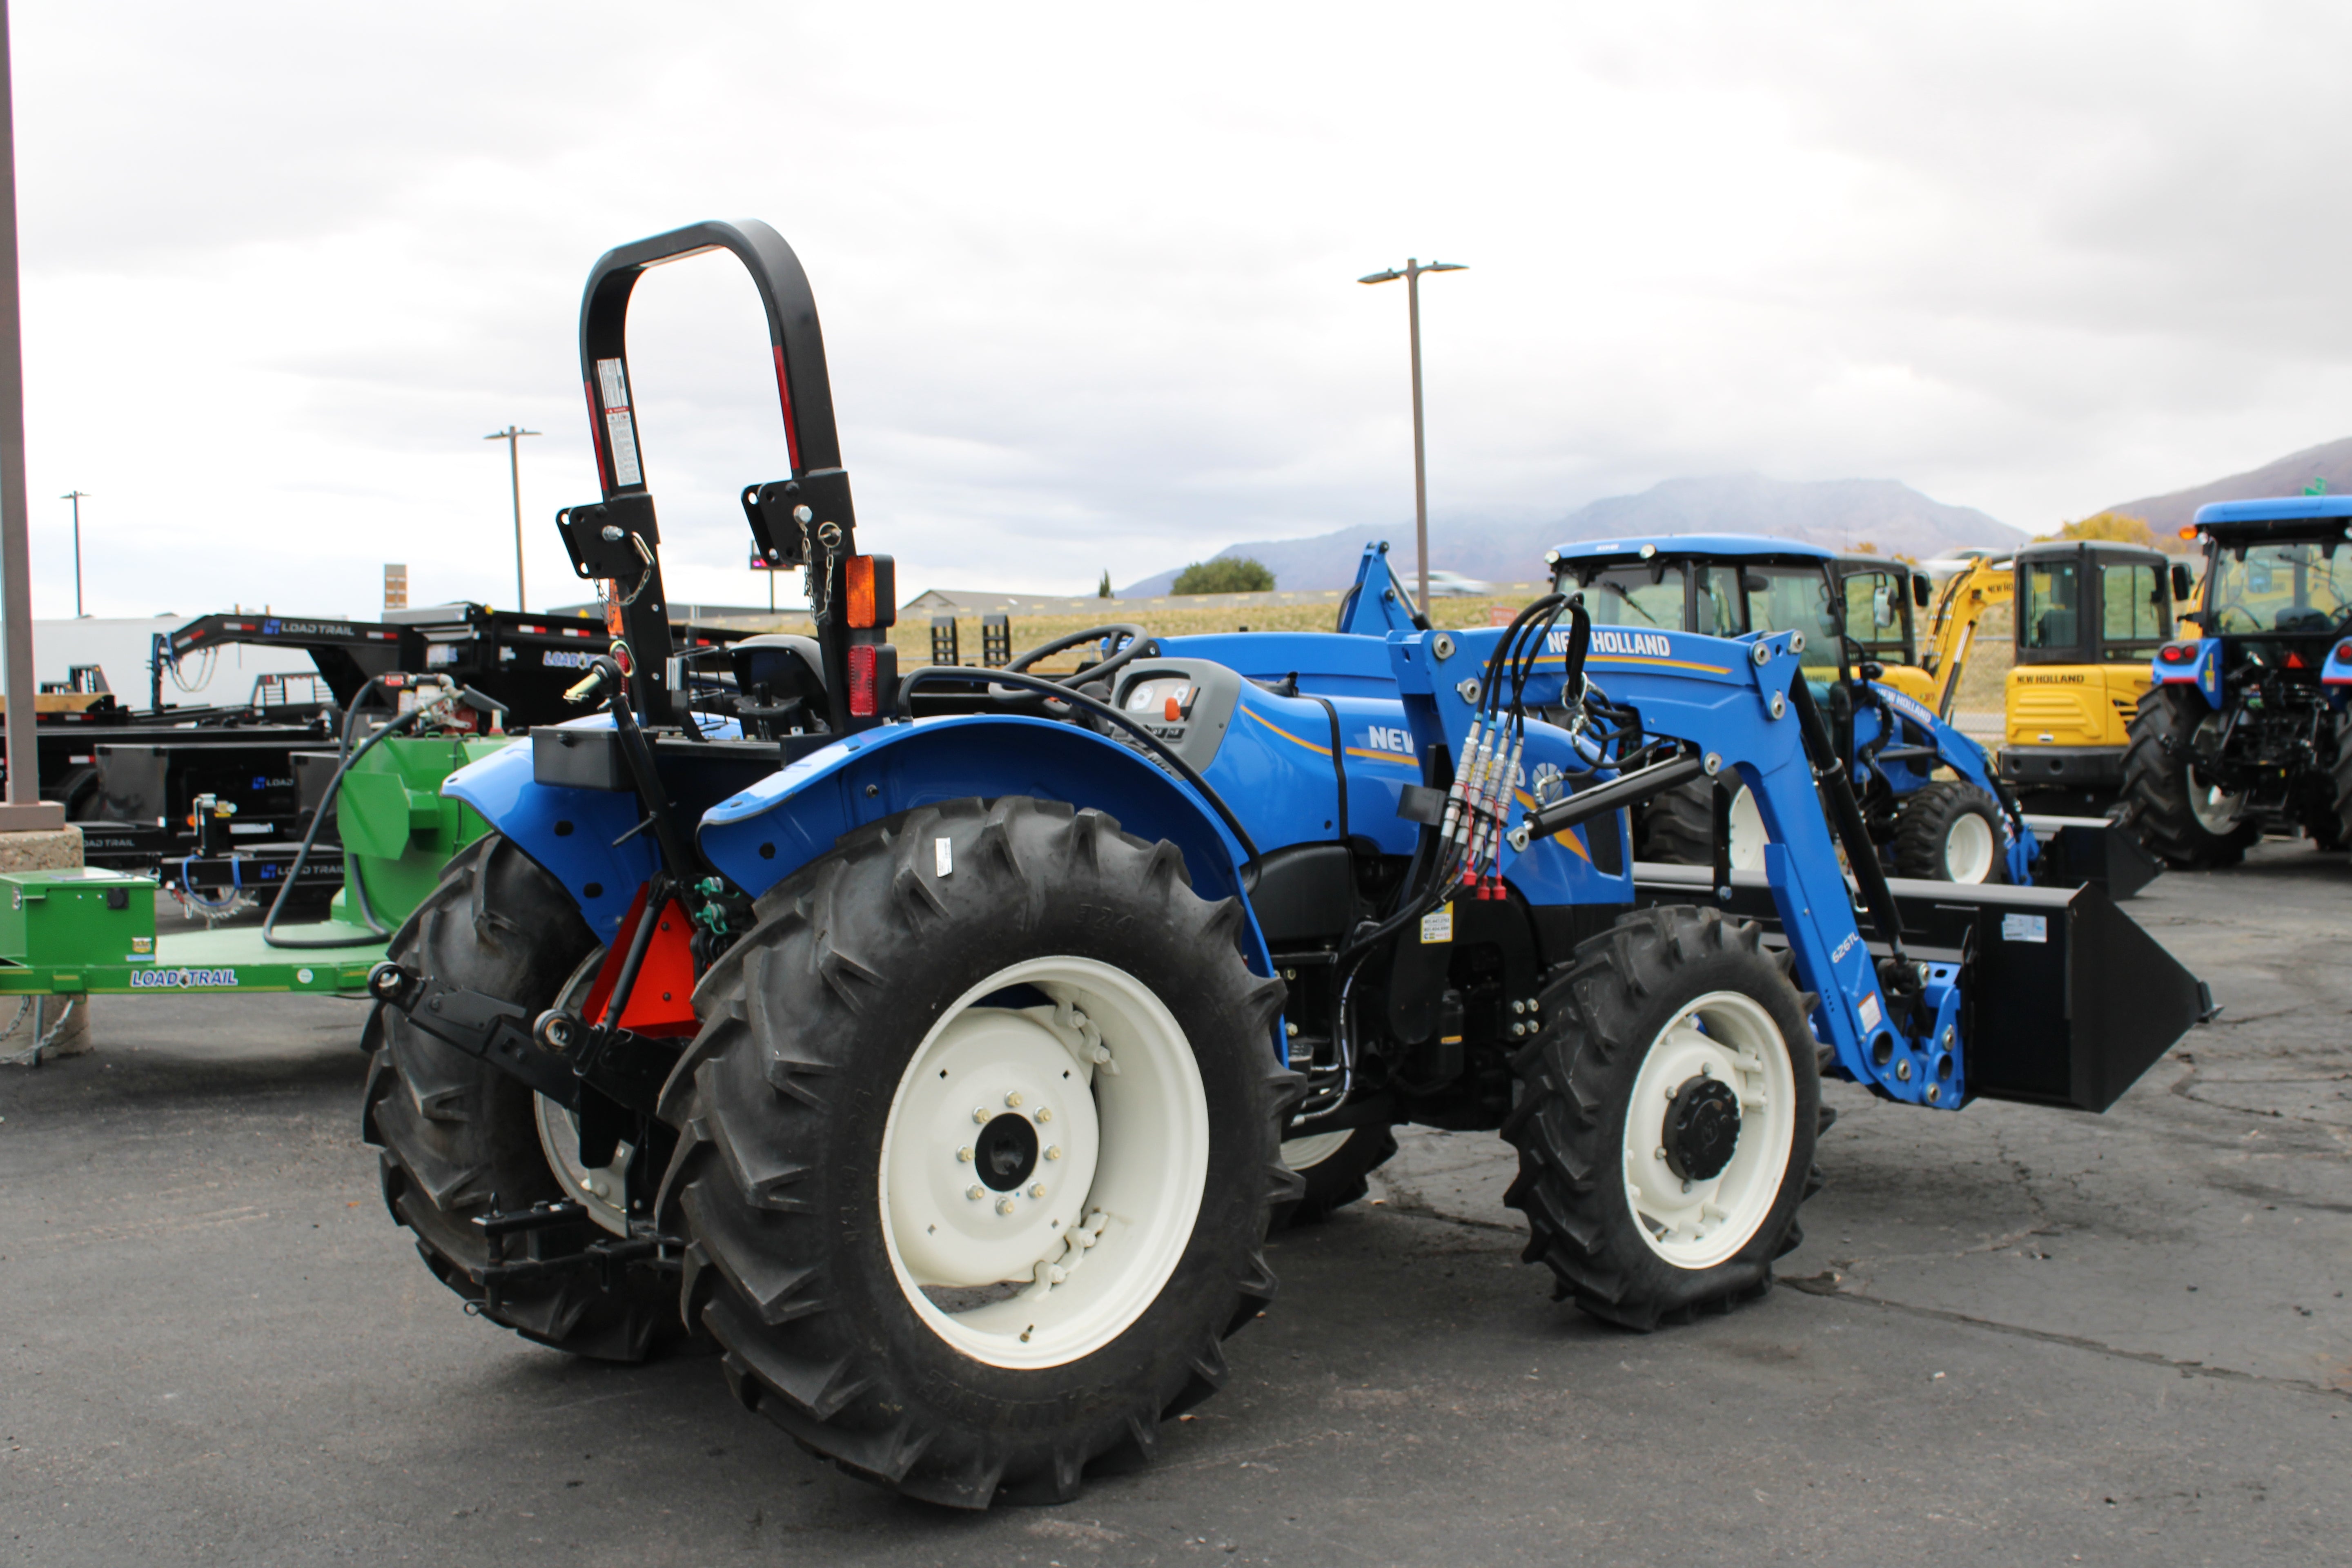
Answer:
2187, 770, 2247, 834
1619, 990, 1798, 1270
535, 950, 633, 1239
1942, 810, 1997, 883
1282, 1129, 1354, 1171
2187, 717, 2247, 834
878, 956, 1208, 1371
1726, 785, 1768, 872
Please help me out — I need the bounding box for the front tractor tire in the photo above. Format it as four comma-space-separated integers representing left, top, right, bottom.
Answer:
1502, 905, 1823, 1331
1892, 780, 2007, 883
2121, 686, 2257, 869
658, 797, 1298, 1509
1634, 778, 1768, 871
361, 835, 683, 1361
1276, 1122, 1399, 1227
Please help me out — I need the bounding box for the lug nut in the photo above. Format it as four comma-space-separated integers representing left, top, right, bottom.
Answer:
1029, 1183, 1047, 1199
972, 1107, 989, 1125
1036, 1106, 1053, 1123
1005, 1091, 1023, 1108
996, 1198, 1016, 1216
1045, 1146, 1062, 1160
967, 1186, 985, 1202
956, 1147, 973, 1163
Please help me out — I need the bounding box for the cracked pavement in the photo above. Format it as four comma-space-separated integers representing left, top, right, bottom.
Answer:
2, 843, 2347, 1565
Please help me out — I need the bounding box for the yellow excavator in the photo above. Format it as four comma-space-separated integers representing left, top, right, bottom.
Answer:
1919, 540, 2190, 813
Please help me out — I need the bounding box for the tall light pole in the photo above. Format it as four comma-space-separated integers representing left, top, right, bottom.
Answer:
60, 489, 85, 616
1359, 257, 1466, 619
0, 0, 55, 829
483, 425, 539, 611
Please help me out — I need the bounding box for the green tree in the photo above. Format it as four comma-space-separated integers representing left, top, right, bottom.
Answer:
1098, 570, 1112, 599
2046, 510, 2176, 551
1172, 557, 1274, 595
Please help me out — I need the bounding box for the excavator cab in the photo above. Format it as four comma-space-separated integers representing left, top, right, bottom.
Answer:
1998, 539, 2178, 813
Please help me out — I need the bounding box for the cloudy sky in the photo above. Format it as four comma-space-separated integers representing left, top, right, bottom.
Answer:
11, 1, 2350, 619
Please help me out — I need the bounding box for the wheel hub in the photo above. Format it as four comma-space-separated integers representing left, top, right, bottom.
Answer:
976, 1112, 1040, 1191
1662, 1075, 1741, 1181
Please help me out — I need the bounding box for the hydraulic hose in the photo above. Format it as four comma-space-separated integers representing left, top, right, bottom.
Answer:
261, 679, 425, 949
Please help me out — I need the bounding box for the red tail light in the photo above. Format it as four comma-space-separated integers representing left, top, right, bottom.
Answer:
2157, 643, 2197, 665
2336, 640, 2352, 664
848, 643, 877, 716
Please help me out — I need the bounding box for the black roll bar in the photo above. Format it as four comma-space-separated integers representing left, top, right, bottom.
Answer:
555, 220, 860, 732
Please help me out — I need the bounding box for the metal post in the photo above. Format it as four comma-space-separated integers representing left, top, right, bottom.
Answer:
0, 2, 56, 827
1405, 264, 1428, 619
1358, 257, 1466, 622
60, 489, 84, 616
483, 425, 539, 611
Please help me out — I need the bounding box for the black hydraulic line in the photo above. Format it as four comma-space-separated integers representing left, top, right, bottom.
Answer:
262, 680, 423, 949
1306, 692, 1348, 842
894, 665, 1261, 864
1787, 674, 1911, 964
1516, 750, 1706, 842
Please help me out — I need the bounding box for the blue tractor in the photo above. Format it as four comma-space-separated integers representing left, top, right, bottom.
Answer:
361, 221, 2209, 1509
2125, 495, 2352, 866
1540, 534, 2155, 895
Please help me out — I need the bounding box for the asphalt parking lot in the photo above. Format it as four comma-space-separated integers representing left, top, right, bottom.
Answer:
3, 844, 2347, 1567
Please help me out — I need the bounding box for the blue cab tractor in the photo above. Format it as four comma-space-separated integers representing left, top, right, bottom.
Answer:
361, 220, 2209, 1509
1543, 535, 2062, 888
2125, 494, 2352, 866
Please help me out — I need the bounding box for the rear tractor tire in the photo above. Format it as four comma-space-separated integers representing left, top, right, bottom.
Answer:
1891, 780, 2007, 884
2120, 686, 2256, 869
658, 797, 1299, 1509
1502, 904, 1823, 1331
361, 834, 684, 1361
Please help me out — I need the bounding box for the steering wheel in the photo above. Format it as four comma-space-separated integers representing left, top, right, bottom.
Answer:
993, 623, 1154, 708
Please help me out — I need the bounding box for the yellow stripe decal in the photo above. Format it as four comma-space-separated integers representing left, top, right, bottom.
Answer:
1513, 787, 1591, 862
1519, 651, 1734, 676
1239, 704, 1421, 766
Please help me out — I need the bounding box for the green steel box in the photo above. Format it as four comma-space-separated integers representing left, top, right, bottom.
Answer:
0, 869, 158, 970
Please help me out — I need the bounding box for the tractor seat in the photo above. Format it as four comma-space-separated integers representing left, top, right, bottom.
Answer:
729, 634, 827, 699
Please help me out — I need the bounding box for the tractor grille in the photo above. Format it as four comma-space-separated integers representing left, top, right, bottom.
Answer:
2009, 687, 2098, 743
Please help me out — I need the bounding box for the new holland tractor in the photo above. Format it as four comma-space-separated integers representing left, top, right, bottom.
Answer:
359, 220, 2208, 1509
1543, 536, 2058, 887
2123, 494, 2352, 865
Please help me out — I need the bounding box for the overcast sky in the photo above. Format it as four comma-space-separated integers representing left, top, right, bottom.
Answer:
12, 1, 2351, 619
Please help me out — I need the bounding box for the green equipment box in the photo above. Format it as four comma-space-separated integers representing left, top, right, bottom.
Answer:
0, 869, 157, 973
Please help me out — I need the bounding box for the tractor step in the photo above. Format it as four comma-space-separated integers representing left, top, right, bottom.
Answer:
1630, 862, 2202, 1112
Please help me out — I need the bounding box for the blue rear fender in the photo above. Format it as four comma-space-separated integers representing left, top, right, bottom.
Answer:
443, 716, 657, 943
697, 715, 1274, 976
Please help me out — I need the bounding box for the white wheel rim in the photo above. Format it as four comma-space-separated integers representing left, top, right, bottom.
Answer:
1282, 1129, 1354, 1171
878, 956, 1207, 1371
2186, 769, 2246, 834
2186, 717, 2246, 834
1620, 990, 1797, 1270
534, 950, 634, 1239
1942, 811, 1996, 883
1726, 785, 1768, 872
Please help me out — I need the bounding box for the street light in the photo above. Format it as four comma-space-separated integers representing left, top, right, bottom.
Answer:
59, 489, 86, 616
1359, 257, 1467, 619
483, 425, 540, 611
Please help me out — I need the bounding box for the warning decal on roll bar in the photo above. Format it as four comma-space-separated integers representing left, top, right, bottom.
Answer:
596, 358, 644, 486
2001, 913, 2047, 944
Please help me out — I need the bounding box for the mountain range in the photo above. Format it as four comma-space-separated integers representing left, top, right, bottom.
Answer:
1118, 474, 2022, 595
2101, 434, 2352, 533
1119, 436, 2352, 596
